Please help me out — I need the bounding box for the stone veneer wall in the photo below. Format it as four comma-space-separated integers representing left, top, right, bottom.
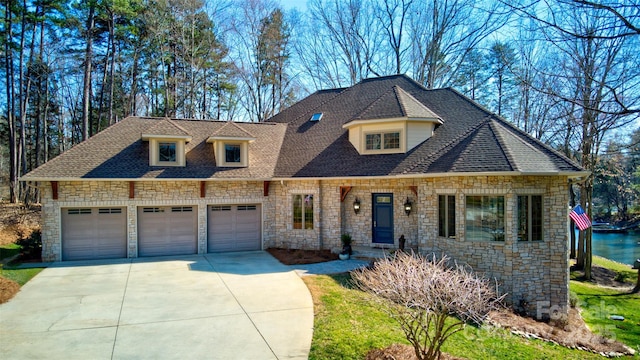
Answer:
419, 175, 569, 317
40, 180, 271, 261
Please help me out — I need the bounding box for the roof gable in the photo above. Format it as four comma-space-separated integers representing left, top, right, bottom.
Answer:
142, 118, 191, 138
210, 121, 256, 139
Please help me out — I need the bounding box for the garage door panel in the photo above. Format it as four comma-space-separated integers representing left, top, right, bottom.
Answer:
62, 208, 127, 261
208, 205, 261, 252
138, 206, 197, 257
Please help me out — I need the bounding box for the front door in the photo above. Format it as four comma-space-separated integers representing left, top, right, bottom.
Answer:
372, 193, 394, 244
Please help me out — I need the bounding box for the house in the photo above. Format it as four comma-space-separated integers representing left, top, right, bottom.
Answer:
21, 75, 587, 316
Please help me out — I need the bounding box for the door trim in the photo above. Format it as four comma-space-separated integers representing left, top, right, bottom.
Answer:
372, 193, 394, 244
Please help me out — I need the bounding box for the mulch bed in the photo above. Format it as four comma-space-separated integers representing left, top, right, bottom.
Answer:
266, 248, 339, 265
0, 277, 20, 304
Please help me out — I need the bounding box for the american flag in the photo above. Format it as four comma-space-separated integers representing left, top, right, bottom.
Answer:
569, 205, 591, 231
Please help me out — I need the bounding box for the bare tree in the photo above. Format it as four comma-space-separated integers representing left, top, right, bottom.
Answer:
352, 252, 504, 360
408, 0, 509, 89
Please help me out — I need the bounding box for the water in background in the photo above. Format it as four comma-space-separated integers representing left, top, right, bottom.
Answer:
575, 230, 640, 266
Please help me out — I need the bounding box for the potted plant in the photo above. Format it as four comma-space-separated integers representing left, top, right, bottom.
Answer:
339, 233, 353, 260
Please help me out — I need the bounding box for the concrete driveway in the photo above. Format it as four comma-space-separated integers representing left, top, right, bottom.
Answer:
0, 252, 313, 360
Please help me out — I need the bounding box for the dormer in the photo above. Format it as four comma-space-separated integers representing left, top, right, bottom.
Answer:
207, 122, 256, 167
141, 119, 192, 167
342, 86, 443, 155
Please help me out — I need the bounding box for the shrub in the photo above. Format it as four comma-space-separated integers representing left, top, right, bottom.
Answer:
352, 252, 504, 360
16, 229, 42, 261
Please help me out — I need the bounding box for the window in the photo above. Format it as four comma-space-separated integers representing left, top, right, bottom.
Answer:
465, 196, 504, 241
225, 144, 241, 163
158, 142, 177, 162
517, 195, 542, 241
365, 132, 401, 150
438, 195, 456, 238
293, 194, 314, 229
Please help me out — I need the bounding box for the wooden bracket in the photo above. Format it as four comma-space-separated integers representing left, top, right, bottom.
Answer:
409, 186, 418, 197
263, 181, 271, 196
200, 181, 206, 198
340, 186, 352, 202
129, 181, 135, 199
51, 181, 58, 200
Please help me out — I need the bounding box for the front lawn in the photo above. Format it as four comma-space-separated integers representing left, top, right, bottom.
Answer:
303, 274, 606, 360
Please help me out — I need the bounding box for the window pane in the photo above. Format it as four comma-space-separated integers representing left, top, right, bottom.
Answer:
384, 132, 400, 149
438, 195, 446, 237
159, 142, 176, 162
366, 134, 381, 150
304, 194, 314, 229
517, 196, 528, 241
466, 196, 504, 241
225, 144, 241, 163
447, 195, 456, 237
531, 195, 542, 241
293, 195, 302, 229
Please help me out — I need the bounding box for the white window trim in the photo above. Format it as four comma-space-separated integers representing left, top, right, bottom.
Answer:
149, 138, 186, 167
362, 129, 404, 154
214, 141, 249, 167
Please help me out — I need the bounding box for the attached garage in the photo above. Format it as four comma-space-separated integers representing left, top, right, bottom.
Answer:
61, 207, 127, 261
137, 206, 197, 257
208, 204, 261, 252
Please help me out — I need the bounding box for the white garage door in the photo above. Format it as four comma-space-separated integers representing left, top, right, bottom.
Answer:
137, 206, 197, 257
208, 204, 261, 252
61, 207, 127, 261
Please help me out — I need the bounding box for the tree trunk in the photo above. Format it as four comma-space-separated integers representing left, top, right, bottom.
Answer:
4, 0, 18, 203
82, 3, 95, 141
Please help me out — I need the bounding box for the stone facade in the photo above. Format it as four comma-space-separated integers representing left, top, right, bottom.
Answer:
40, 174, 569, 317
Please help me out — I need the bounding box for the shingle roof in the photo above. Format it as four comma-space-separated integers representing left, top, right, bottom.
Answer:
352, 85, 442, 121
142, 118, 191, 137
22, 117, 287, 180
210, 121, 255, 139
22, 75, 584, 181
268, 74, 584, 177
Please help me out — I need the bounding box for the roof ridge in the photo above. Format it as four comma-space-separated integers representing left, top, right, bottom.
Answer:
351, 86, 398, 120
394, 86, 442, 120
393, 86, 409, 117
402, 117, 492, 174
490, 115, 585, 171
488, 120, 517, 172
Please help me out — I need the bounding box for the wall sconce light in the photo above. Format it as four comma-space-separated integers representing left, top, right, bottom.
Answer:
353, 198, 361, 214
404, 197, 412, 216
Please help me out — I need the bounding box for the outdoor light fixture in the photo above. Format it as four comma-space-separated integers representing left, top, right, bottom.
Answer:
404, 197, 413, 216
353, 198, 361, 214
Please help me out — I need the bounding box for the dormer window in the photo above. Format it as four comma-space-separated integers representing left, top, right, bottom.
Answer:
158, 142, 177, 162
207, 122, 256, 168
141, 118, 191, 167
342, 85, 442, 155
225, 144, 241, 163
366, 132, 400, 151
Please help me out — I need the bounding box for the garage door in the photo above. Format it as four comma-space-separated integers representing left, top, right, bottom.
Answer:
208, 204, 261, 252
137, 206, 197, 257
61, 207, 127, 261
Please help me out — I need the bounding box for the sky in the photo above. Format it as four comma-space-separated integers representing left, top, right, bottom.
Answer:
278, 0, 307, 11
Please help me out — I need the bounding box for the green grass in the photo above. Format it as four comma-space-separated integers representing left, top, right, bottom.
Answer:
593, 255, 637, 283
304, 274, 605, 360
0, 243, 21, 260
0, 265, 44, 286
570, 281, 640, 352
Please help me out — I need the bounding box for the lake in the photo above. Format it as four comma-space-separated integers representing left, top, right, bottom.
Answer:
575, 230, 640, 266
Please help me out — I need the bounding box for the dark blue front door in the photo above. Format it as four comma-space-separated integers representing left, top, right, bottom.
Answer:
372, 193, 394, 244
